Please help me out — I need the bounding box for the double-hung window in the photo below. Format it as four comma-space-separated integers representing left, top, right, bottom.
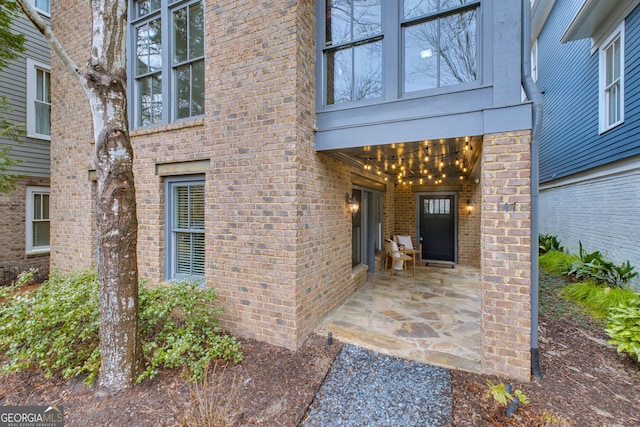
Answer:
321, 1, 480, 107
599, 21, 624, 133
26, 187, 50, 254
26, 59, 51, 140
131, 0, 204, 128
165, 177, 205, 280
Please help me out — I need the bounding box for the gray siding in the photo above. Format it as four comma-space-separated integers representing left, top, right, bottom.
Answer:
537, 1, 640, 183
0, 13, 50, 178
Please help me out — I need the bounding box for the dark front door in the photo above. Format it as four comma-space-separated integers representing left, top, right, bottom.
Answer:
419, 195, 455, 262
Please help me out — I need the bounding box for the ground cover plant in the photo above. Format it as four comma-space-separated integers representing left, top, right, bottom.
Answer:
538, 250, 577, 275
0, 269, 241, 386
560, 281, 638, 318
606, 297, 640, 362
537, 236, 640, 363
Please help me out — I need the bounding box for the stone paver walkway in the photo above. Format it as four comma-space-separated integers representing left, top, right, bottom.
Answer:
316, 264, 482, 373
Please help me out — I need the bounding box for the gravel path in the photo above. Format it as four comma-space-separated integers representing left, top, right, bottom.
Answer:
301, 344, 453, 426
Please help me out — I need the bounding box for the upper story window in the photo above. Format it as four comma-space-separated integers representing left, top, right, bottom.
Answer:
403, 0, 478, 92
26, 59, 51, 140
325, 0, 383, 104
30, 0, 50, 15
599, 21, 624, 133
320, 1, 480, 107
130, 0, 204, 128
531, 38, 538, 82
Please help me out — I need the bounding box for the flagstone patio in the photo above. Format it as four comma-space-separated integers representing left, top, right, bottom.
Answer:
316, 264, 483, 373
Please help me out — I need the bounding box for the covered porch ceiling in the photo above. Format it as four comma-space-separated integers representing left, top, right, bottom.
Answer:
321, 135, 483, 185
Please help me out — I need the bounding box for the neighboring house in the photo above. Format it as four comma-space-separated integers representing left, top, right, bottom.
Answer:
534, 0, 640, 288
51, 0, 535, 381
0, 1, 51, 284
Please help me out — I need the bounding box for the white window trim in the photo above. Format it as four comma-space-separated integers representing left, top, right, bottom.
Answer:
28, 0, 50, 17
25, 186, 51, 255
26, 58, 51, 141
531, 38, 538, 82
599, 21, 624, 134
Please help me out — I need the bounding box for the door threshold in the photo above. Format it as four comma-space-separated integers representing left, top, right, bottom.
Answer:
425, 260, 455, 268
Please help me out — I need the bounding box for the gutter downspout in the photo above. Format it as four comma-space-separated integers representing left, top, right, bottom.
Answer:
522, 0, 543, 379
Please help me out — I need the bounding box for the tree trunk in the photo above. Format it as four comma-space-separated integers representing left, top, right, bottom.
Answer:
86, 0, 143, 391
16, 0, 144, 391
94, 120, 143, 391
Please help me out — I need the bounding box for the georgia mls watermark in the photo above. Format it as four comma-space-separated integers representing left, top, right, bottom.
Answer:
0, 406, 64, 427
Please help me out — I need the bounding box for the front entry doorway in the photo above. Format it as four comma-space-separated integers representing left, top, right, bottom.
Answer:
419, 195, 456, 262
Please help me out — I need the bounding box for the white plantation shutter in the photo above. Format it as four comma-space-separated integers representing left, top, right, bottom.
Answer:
168, 179, 205, 279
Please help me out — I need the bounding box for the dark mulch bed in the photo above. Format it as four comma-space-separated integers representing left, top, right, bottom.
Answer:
451, 272, 640, 426
0, 335, 342, 426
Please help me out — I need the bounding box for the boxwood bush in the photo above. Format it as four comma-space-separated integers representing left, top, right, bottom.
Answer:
0, 269, 242, 385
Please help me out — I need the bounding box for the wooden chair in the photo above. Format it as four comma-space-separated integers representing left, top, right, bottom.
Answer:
385, 239, 415, 277
395, 235, 422, 263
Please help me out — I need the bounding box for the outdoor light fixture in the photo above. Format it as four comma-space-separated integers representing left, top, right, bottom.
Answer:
466, 199, 473, 214
346, 193, 360, 217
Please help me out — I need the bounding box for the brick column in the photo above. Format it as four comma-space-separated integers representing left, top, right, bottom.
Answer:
481, 130, 532, 381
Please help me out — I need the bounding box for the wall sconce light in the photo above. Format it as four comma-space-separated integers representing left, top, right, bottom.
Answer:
466, 199, 473, 214
346, 193, 360, 217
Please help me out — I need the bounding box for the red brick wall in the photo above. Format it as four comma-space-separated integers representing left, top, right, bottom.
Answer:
458, 181, 481, 266
50, 0, 390, 350
392, 182, 480, 266
480, 130, 532, 381
0, 177, 50, 271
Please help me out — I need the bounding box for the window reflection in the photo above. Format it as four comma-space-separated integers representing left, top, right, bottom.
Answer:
325, 0, 382, 105
404, 7, 477, 92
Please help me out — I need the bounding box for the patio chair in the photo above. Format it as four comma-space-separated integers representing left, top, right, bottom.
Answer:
385, 239, 415, 277
394, 235, 422, 262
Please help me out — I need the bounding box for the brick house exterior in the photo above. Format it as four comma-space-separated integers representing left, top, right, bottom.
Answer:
50, 0, 534, 381
0, 8, 51, 284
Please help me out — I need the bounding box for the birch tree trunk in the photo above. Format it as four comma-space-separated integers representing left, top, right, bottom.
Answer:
17, 0, 143, 391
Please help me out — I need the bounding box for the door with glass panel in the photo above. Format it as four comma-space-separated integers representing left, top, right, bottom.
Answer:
419, 195, 455, 262
352, 189, 383, 272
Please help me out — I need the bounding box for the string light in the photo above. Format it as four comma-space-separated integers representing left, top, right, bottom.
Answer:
354, 137, 476, 184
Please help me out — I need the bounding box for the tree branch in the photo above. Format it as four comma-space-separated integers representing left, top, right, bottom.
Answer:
15, 0, 88, 89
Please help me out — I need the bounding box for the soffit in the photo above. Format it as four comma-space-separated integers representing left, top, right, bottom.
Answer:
561, 0, 640, 45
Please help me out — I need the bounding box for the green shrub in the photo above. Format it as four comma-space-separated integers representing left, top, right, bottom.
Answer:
560, 281, 639, 319
539, 251, 577, 275
606, 298, 640, 362
0, 270, 101, 383
566, 241, 638, 288
539, 234, 564, 254
138, 279, 242, 382
0, 269, 242, 385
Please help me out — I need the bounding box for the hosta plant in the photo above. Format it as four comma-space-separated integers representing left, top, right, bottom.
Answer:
606, 298, 640, 362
